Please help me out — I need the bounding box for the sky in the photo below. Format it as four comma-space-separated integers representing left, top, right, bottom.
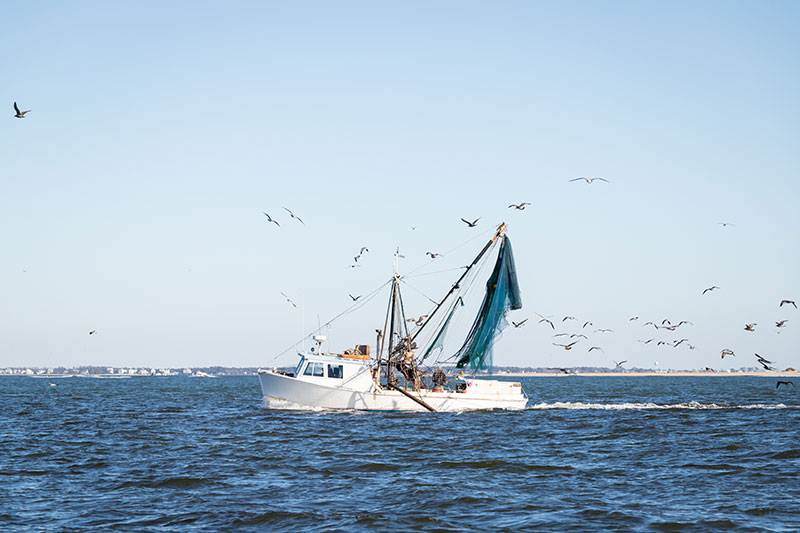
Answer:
2, 1, 798, 371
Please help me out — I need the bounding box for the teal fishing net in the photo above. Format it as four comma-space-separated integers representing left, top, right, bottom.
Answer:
454, 236, 522, 371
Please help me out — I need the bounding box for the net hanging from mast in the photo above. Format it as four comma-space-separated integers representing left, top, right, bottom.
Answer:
453, 236, 522, 372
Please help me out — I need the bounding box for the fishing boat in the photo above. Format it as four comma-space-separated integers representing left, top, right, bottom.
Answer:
258, 222, 527, 411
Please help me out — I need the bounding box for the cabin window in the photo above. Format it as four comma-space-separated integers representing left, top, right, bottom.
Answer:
327, 364, 343, 379
303, 362, 324, 377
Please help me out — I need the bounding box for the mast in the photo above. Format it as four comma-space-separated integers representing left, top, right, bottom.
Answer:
410, 222, 507, 345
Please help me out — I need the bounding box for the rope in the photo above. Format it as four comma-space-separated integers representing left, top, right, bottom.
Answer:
266, 278, 392, 363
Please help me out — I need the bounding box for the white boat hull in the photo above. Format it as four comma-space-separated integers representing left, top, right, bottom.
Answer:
258, 370, 527, 411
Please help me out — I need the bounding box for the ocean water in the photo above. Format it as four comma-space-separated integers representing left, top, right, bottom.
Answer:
1, 375, 799, 532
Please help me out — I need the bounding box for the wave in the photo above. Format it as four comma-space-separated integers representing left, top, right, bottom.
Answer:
527, 401, 796, 410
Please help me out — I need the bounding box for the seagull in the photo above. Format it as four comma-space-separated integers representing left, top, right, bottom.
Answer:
553, 333, 570, 337
718, 222, 735, 227
673, 338, 689, 347
758, 360, 776, 371
346, 264, 361, 269
407, 314, 428, 326
554, 341, 579, 350
508, 203, 531, 210
426, 252, 441, 259
776, 320, 788, 328
570, 334, 588, 339
262, 212, 280, 227
594, 328, 613, 333
539, 318, 555, 329
280, 292, 297, 308
638, 338, 655, 344
359, 247, 369, 255
88, 330, 97, 335
282, 207, 304, 225
562, 316, 576, 322
744, 323, 757, 332
780, 299, 797, 308
48, 382, 57, 387
556, 368, 577, 375
512, 319, 528, 328
702, 286, 719, 295
629, 316, 639, 321
755, 353, 773, 364
13, 102, 30, 118
460, 217, 480, 227
776, 381, 795, 388
720, 349, 735, 359
588, 346, 603, 352
569, 177, 609, 184
349, 294, 361, 301
582, 321, 593, 329
613, 360, 627, 368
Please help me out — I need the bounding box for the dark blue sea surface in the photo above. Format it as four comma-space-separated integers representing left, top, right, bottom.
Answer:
2, 375, 799, 531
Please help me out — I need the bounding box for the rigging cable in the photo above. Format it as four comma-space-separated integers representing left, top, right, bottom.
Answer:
265, 278, 393, 364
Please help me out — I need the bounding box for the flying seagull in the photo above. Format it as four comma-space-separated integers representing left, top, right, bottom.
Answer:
758, 360, 776, 371
776, 320, 788, 328
629, 316, 639, 321
512, 319, 528, 328
539, 317, 555, 329
262, 212, 280, 227
569, 177, 609, 184
554, 341, 579, 351
720, 349, 734, 359
426, 252, 441, 259
780, 299, 797, 308
13, 102, 30, 118
755, 353, 773, 364
613, 360, 627, 368
744, 323, 757, 332
280, 292, 297, 308
282, 207, 304, 224
718, 222, 735, 227
776, 381, 795, 388
349, 294, 361, 301
508, 203, 531, 210
588, 346, 603, 352
702, 286, 719, 295
407, 314, 428, 326
460, 217, 480, 227
88, 330, 97, 335
563, 316, 576, 322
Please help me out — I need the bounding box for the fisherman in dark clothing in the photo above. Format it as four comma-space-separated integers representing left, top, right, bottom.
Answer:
432, 367, 448, 387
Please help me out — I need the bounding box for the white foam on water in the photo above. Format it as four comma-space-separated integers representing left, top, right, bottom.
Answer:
527, 401, 795, 410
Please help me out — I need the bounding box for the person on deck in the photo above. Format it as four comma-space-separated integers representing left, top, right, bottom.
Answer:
432, 367, 447, 388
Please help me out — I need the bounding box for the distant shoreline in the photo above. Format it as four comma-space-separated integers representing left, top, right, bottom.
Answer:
498, 371, 800, 377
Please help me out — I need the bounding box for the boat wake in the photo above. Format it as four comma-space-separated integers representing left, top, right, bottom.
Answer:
527, 401, 797, 410
263, 397, 326, 411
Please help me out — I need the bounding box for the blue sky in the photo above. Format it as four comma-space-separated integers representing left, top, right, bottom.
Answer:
2, 1, 798, 370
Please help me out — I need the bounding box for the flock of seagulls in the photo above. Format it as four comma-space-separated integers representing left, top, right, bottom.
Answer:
14, 101, 791, 389
519, 289, 795, 378
262, 207, 304, 228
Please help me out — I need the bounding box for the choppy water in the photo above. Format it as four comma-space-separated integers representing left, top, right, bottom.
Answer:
2, 375, 799, 531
